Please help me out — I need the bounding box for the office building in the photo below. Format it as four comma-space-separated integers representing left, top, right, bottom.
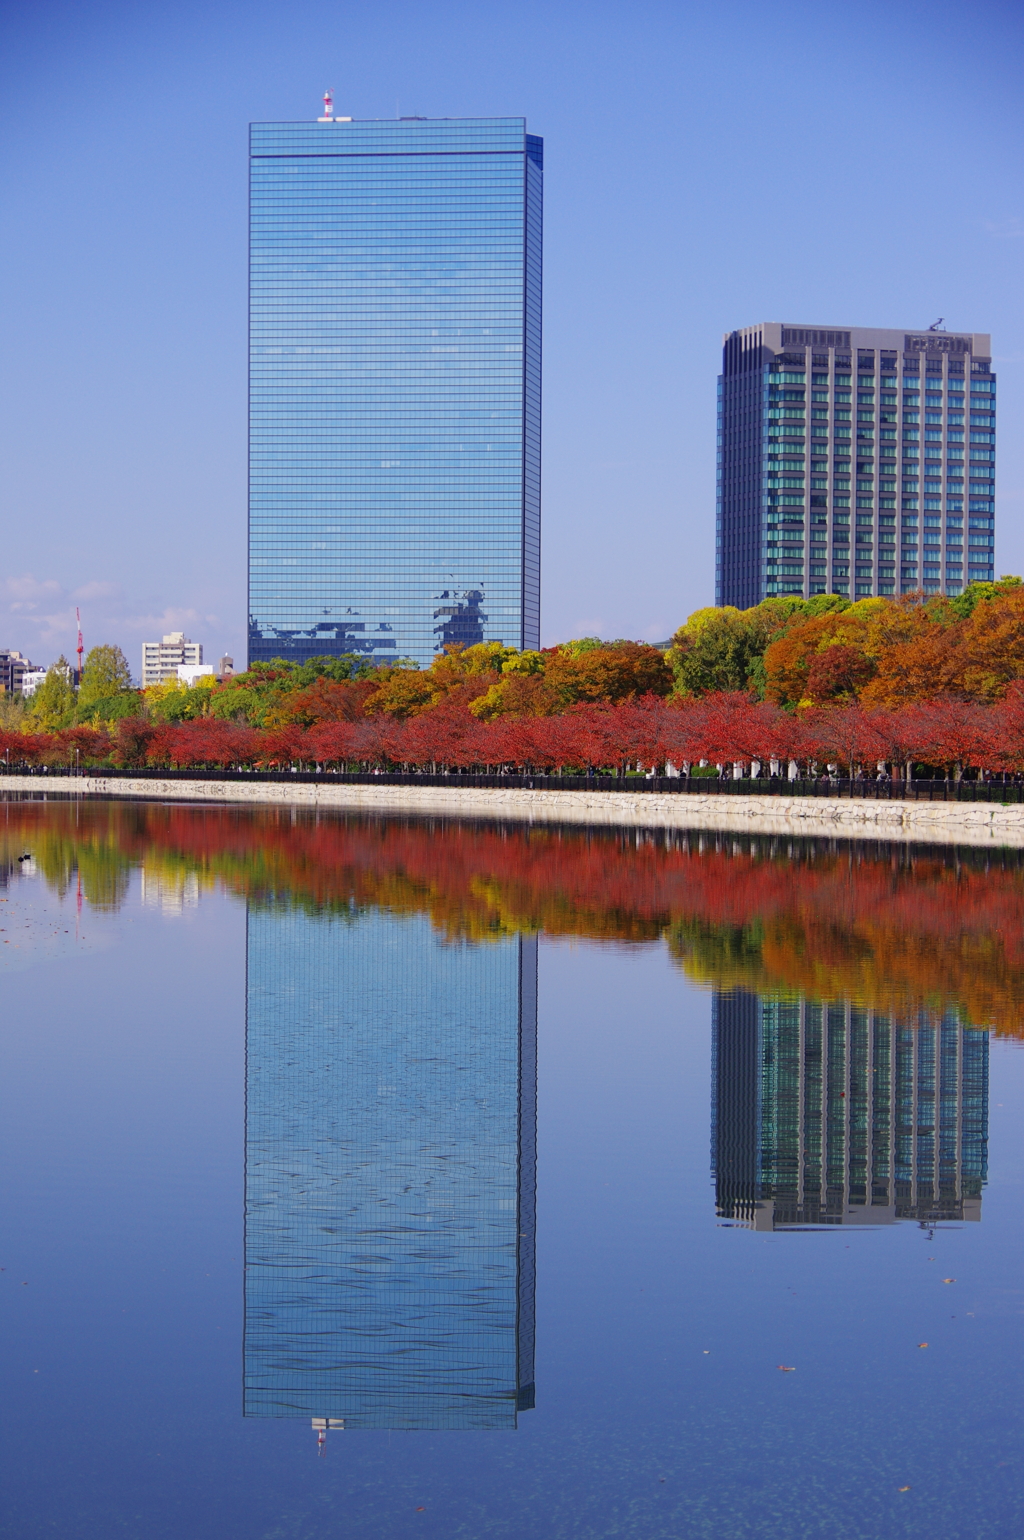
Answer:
141, 632, 203, 688
0, 649, 35, 696
244, 905, 537, 1429
712, 991, 988, 1230
717, 323, 996, 607
248, 112, 542, 668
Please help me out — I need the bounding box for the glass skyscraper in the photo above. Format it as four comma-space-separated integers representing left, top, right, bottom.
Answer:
248, 115, 542, 667
712, 991, 988, 1231
243, 904, 537, 1430
716, 324, 996, 607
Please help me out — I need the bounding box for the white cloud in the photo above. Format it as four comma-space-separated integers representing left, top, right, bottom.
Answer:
121, 606, 210, 637
72, 580, 120, 601
4, 573, 62, 606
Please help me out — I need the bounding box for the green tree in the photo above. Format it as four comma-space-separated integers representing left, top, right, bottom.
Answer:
946, 576, 1023, 621
147, 680, 218, 723
669, 595, 849, 699
77, 643, 133, 708
29, 656, 77, 730
668, 607, 770, 696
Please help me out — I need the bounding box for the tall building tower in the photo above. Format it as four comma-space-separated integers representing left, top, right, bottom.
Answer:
716, 324, 996, 607
248, 114, 542, 667
243, 904, 537, 1430
712, 991, 989, 1231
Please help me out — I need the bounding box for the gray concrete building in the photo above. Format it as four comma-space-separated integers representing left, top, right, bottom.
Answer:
716, 323, 996, 608
141, 631, 203, 688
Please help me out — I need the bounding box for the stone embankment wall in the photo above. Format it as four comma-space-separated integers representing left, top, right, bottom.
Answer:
3, 774, 1024, 848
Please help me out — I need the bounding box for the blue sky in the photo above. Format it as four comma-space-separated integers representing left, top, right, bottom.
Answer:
1, 0, 1021, 672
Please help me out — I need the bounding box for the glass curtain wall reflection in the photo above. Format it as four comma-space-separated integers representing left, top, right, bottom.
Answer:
248, 116, 542, 667
243, 905, 537, 1430
712, 992, 988, 1230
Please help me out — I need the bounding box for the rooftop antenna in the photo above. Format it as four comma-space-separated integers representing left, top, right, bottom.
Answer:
319, 89, 334, 121
928, 318, 945, 331
75, 607, 84, 683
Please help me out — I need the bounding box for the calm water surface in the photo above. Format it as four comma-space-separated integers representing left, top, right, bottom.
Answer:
2, 799, 1023, 1539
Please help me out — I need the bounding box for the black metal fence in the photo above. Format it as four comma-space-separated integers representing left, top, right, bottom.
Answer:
1, 765, 1021, 804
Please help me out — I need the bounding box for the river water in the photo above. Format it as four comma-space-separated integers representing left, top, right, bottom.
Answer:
2, 798, 1022, 1539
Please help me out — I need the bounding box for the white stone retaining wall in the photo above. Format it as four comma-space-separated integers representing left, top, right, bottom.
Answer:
3, 775, 1024, 848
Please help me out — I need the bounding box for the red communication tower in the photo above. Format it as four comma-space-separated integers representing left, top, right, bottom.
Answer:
76, 608, 84, 683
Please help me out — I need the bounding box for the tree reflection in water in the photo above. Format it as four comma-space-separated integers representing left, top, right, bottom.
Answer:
2, 798, 1022, 1034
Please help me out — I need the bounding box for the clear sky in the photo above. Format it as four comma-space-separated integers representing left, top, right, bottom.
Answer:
1, 0, 1022, 674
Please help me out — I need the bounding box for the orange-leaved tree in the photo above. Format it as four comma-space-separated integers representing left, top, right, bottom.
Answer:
363, 643, 513, 718
763, 602, 881, 709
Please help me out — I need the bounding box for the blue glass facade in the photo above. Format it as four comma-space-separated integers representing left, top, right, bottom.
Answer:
249, 117, 542, 667
243, 906, 537, 1429
712, 991, 988, 1230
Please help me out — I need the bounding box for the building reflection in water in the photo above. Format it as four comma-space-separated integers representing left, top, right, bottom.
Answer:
712, 992, 988, 1231
243, 906, 537, 1429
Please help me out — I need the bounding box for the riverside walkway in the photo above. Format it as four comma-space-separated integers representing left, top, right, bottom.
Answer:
3, 771, 1024, 848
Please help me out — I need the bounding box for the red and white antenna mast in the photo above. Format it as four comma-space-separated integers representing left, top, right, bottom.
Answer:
319, 89, 334, 121
76, 607, 84, 682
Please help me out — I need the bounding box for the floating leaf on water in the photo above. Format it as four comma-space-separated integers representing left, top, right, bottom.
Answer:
917, 1342, 928, 1348
943, 1278, 956, 1284
899, 1486, 911, 1493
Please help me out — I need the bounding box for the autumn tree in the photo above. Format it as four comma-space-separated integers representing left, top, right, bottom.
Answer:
763, 601, 883, 709
954, 586, 1024, 701
111, 716, 157, 768
804, 644, 876, 705
43, 724, 111, 768
146, 677, 219, 723
857, 600, 963, 708
0, 691, 28, 730
946, 576, 1023, 621
207, 664, 299, 726
266, 675, 379, 727
808, 703, 884, 776
77, 645, 134, 714
908, 698, 993, 780
668, 596, 846, 699
29, 657, 77, 731
541, 641, 672, 709
363, 643, 512, 718
857, 586, 1024, 707
470, 670, 557, 720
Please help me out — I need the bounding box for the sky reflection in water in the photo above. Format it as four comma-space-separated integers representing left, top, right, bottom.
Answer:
1, 797, 1023, 1539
